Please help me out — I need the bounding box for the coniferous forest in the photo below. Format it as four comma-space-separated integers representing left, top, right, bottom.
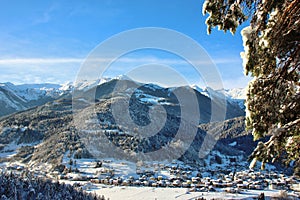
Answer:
0, 172, 107, 200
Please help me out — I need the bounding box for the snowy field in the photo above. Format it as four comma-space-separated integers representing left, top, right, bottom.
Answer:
87, 185, 299, 200
59, 179, 300, 200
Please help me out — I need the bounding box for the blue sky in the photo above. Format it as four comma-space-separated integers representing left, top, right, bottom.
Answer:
0, 0, 251, 88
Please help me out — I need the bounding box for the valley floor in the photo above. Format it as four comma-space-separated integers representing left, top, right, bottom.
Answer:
1, 149, 300, 199
87, 185, 299, 200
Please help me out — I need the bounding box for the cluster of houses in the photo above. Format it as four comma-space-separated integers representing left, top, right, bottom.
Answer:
3, 159, 300, 196
84, 163, 300, 194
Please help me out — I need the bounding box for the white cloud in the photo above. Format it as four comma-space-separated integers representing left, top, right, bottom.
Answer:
0, 55, 241, 66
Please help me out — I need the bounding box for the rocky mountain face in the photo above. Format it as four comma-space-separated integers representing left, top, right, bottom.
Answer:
0, 79, 248, 172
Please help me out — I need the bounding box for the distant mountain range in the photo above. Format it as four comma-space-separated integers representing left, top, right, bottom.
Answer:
0, 76, 246, 118
191, 84, 246, 110
0, 82, 70, 117
0, 77, 250, 173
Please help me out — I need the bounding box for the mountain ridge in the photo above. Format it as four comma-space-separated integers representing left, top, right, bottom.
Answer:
0, 78, 246, 170
0, 77, 246, 118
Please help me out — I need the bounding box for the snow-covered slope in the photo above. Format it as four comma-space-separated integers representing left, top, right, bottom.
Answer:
73, 76, 132, 91
190, 84, 210, 97
0, 77, 130, 117
224, 88, 246, 100
1, 82, 65, 101
223, 88, 246, 109
191, 85, 246, 109
73, 78, 111, 91
0, 82, 71, 117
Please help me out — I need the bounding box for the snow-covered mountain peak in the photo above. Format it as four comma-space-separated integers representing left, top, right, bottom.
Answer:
190, 84, 210, 97
74, 79, 100, 91
59, 81, 73, 91
114, 74, 133, 82
73, 77, 112, 91
0, 82, 63, 101
190, 84, 246, 109
191, 84, 246, 100
0, 77, 247, 118
0, 82, 72, 117
224, 88, 247, 100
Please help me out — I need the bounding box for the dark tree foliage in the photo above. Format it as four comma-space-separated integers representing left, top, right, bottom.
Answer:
0, 172, 107, 200
203, 0, 300, 172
